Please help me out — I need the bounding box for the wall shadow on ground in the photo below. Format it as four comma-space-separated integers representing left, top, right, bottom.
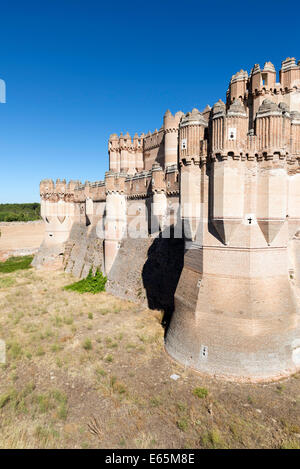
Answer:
142, 224, 184, 335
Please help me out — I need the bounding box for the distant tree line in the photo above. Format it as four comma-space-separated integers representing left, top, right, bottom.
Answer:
0, 203, 41, 222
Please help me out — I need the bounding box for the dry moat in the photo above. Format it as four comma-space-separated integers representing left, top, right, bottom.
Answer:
0, 265, 299, 449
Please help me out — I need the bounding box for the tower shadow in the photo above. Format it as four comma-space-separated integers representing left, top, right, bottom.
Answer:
142, 224, 184, 335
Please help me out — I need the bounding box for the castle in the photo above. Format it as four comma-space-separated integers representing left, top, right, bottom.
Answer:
35, 57, 300, 381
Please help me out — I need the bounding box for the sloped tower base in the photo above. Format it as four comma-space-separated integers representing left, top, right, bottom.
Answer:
165, 248, 300, 382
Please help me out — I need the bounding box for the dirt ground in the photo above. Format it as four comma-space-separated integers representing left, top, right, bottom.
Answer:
0, 267, 299, 449
0, 222, 44, 260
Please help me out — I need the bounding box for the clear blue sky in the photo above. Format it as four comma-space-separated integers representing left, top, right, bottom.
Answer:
0, 0, 299, 202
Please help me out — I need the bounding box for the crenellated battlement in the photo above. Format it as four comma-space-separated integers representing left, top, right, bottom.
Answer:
108, 131, 144, 174
227, 58, 300, 127
143, 128, 164, 151
40, 178, 106, 202
228, 58, 300, 98
40, 57, 300, 221
40, 179, 80, 202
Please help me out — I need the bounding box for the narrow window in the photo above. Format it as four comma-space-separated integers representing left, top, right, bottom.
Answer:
228, 128, 236, 141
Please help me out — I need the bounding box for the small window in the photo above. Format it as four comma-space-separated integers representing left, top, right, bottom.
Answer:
138, 139, 141, 146
181, 138, 187, 150
228, 128, 236, 141
200, 345, 208, 360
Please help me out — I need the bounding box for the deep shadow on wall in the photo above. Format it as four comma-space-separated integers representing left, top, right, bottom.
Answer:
142, 224, 184, 334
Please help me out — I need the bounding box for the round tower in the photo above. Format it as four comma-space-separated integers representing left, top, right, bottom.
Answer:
119, 132, 131, 173
133, 132, 144, 172
255, 100, 290, 244
109, 134, 120, 172
166, 71, 300, 381
163, 110, 184, 168
179, 108, 207, 242
210, 99, 247, 245
104, 172, 127, 274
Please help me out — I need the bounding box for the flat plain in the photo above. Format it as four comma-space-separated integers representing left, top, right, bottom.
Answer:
0, 221, 44, 261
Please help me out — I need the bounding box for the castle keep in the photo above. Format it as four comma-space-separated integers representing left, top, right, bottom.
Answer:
35, 57, 300, 381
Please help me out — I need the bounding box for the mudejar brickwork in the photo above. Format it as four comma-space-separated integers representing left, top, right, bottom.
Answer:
35, 57, 300, 381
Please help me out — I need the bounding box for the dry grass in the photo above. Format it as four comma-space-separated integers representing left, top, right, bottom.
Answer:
0, 268, 299, 449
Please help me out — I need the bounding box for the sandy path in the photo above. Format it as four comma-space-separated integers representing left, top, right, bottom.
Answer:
0, 221, 44, 259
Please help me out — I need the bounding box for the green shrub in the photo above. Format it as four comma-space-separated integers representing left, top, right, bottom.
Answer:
96, 367, 106, 378
64, 268, 107, 294
0, 390, 16, 408
32, 390, 68, 419
7, 341, 23, 360
201, 429, 225, 449
193, 387, 208, 399
177, 418, 189, 432
0, 203, 41, 222
82, 338, 92, 350
0, 256, 33, 273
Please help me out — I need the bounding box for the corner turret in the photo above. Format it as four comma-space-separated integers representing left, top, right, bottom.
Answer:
163, 110, 184, 167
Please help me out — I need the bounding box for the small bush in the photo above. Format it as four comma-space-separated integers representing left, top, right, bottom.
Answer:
35, 394, 53, 413
201, 429, 225, 449
63, 316, 73, 325
82, 339, 92, 350
7, 341, 23, 360
32, 389, 68, 420
193, 387, 208, 399
0, 256, 33, 274
51, 390, 68, 420
177, 418, 189, 432
57, 402, 68, 420
36, 346, 45, 356
114, 382, 126, 394
0, 390, 15, 408
51, 344, 63, 353
95, 368, 106, 378
64, 268, 107, 294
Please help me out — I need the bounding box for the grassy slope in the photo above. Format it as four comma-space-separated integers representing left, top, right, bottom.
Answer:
0, 256, 33, 273
0, 268, 299, 449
